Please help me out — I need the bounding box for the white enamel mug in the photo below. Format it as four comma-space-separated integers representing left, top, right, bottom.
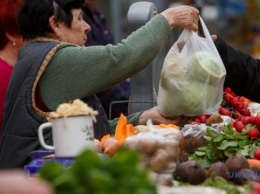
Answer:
38, 115, 94, 158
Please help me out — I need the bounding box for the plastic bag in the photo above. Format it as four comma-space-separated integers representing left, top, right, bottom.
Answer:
157, 17, 226, 117
181, 116, 231, 153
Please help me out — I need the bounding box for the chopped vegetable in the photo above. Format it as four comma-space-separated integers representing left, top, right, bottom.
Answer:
114, 114, 135, 144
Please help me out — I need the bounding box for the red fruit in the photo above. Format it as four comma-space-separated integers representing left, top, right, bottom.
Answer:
248, 128, 260, 140
250, 116, 256, 124
230, 97, 239, 107
236, 104, 245, 113
232, 111, 242, 120
231, 120, 236, 125
237, 96, 245, 102
254, 116, 260, 126
218, 107, 231, 116
233, 121, 245, 132
241, 109, 251, 117
241, 116, 251, 125
198, 115, 207, 123
194, 118, 201, 123
254, 149, 260, 160
223, 93, 232, 102
224, 87, 235, 96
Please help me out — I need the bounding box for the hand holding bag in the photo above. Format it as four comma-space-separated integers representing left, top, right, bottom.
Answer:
157, 17, 226, 117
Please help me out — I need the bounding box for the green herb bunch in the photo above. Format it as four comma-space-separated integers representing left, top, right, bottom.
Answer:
38, 147, 157, 194
189, 123, 260, 168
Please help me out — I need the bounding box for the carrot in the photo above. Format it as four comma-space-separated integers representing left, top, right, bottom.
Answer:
247, 159, 260, 167
114, 114, 135, 144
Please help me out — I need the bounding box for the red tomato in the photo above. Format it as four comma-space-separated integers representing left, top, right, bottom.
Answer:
248, 128, 260, 140
254, 149, 260, 160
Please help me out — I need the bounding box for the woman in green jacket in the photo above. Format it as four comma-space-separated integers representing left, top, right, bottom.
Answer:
0, 0, 199, 169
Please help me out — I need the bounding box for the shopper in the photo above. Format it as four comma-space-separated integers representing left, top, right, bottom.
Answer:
0, 0, 199, 169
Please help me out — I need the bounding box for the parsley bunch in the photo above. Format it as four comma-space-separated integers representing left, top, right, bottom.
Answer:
189, 123, 260, 168
39, 148, 157, 194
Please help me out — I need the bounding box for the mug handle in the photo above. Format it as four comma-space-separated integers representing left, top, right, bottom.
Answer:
38, 122, 54, 151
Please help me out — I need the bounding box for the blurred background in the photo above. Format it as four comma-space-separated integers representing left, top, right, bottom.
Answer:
97, 0, 260, 57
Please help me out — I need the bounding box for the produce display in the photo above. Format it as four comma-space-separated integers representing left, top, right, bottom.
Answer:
36, 87, 260, 194
178, 87, 260, 193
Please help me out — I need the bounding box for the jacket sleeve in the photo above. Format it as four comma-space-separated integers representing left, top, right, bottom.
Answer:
215, 36, 260, 102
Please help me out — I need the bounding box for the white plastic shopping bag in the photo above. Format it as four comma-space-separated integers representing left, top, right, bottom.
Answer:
157, 17, 226, 117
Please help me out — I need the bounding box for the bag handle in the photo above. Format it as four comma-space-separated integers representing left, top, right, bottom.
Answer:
197, 18, 205, 38
197, 16, 222, 59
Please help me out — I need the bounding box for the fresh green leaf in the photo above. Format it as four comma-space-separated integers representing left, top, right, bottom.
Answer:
213, 134, 224, 142
194, 150, 206, 156
217, 140, 238, 150
39, 148, 157, 194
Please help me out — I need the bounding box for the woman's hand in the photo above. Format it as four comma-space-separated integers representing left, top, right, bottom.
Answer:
0, 170, 54, 194
160, 5, 200, 31
138, 106, 189, 126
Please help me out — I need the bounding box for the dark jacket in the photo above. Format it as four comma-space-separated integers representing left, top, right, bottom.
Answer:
0, 41, 110, 169
215, 37, 260, 102
82, 5, 115, 46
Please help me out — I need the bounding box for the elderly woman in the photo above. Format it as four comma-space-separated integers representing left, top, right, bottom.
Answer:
0, 0, 199, 169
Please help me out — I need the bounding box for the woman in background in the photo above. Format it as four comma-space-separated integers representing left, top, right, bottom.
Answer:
0, 0, 24, 130
83, 0, 130, 119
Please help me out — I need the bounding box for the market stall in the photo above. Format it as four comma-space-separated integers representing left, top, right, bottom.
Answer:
23, 2, 260, 194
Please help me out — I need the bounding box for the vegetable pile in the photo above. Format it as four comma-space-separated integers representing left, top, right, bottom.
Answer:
189, 87, 260, 168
